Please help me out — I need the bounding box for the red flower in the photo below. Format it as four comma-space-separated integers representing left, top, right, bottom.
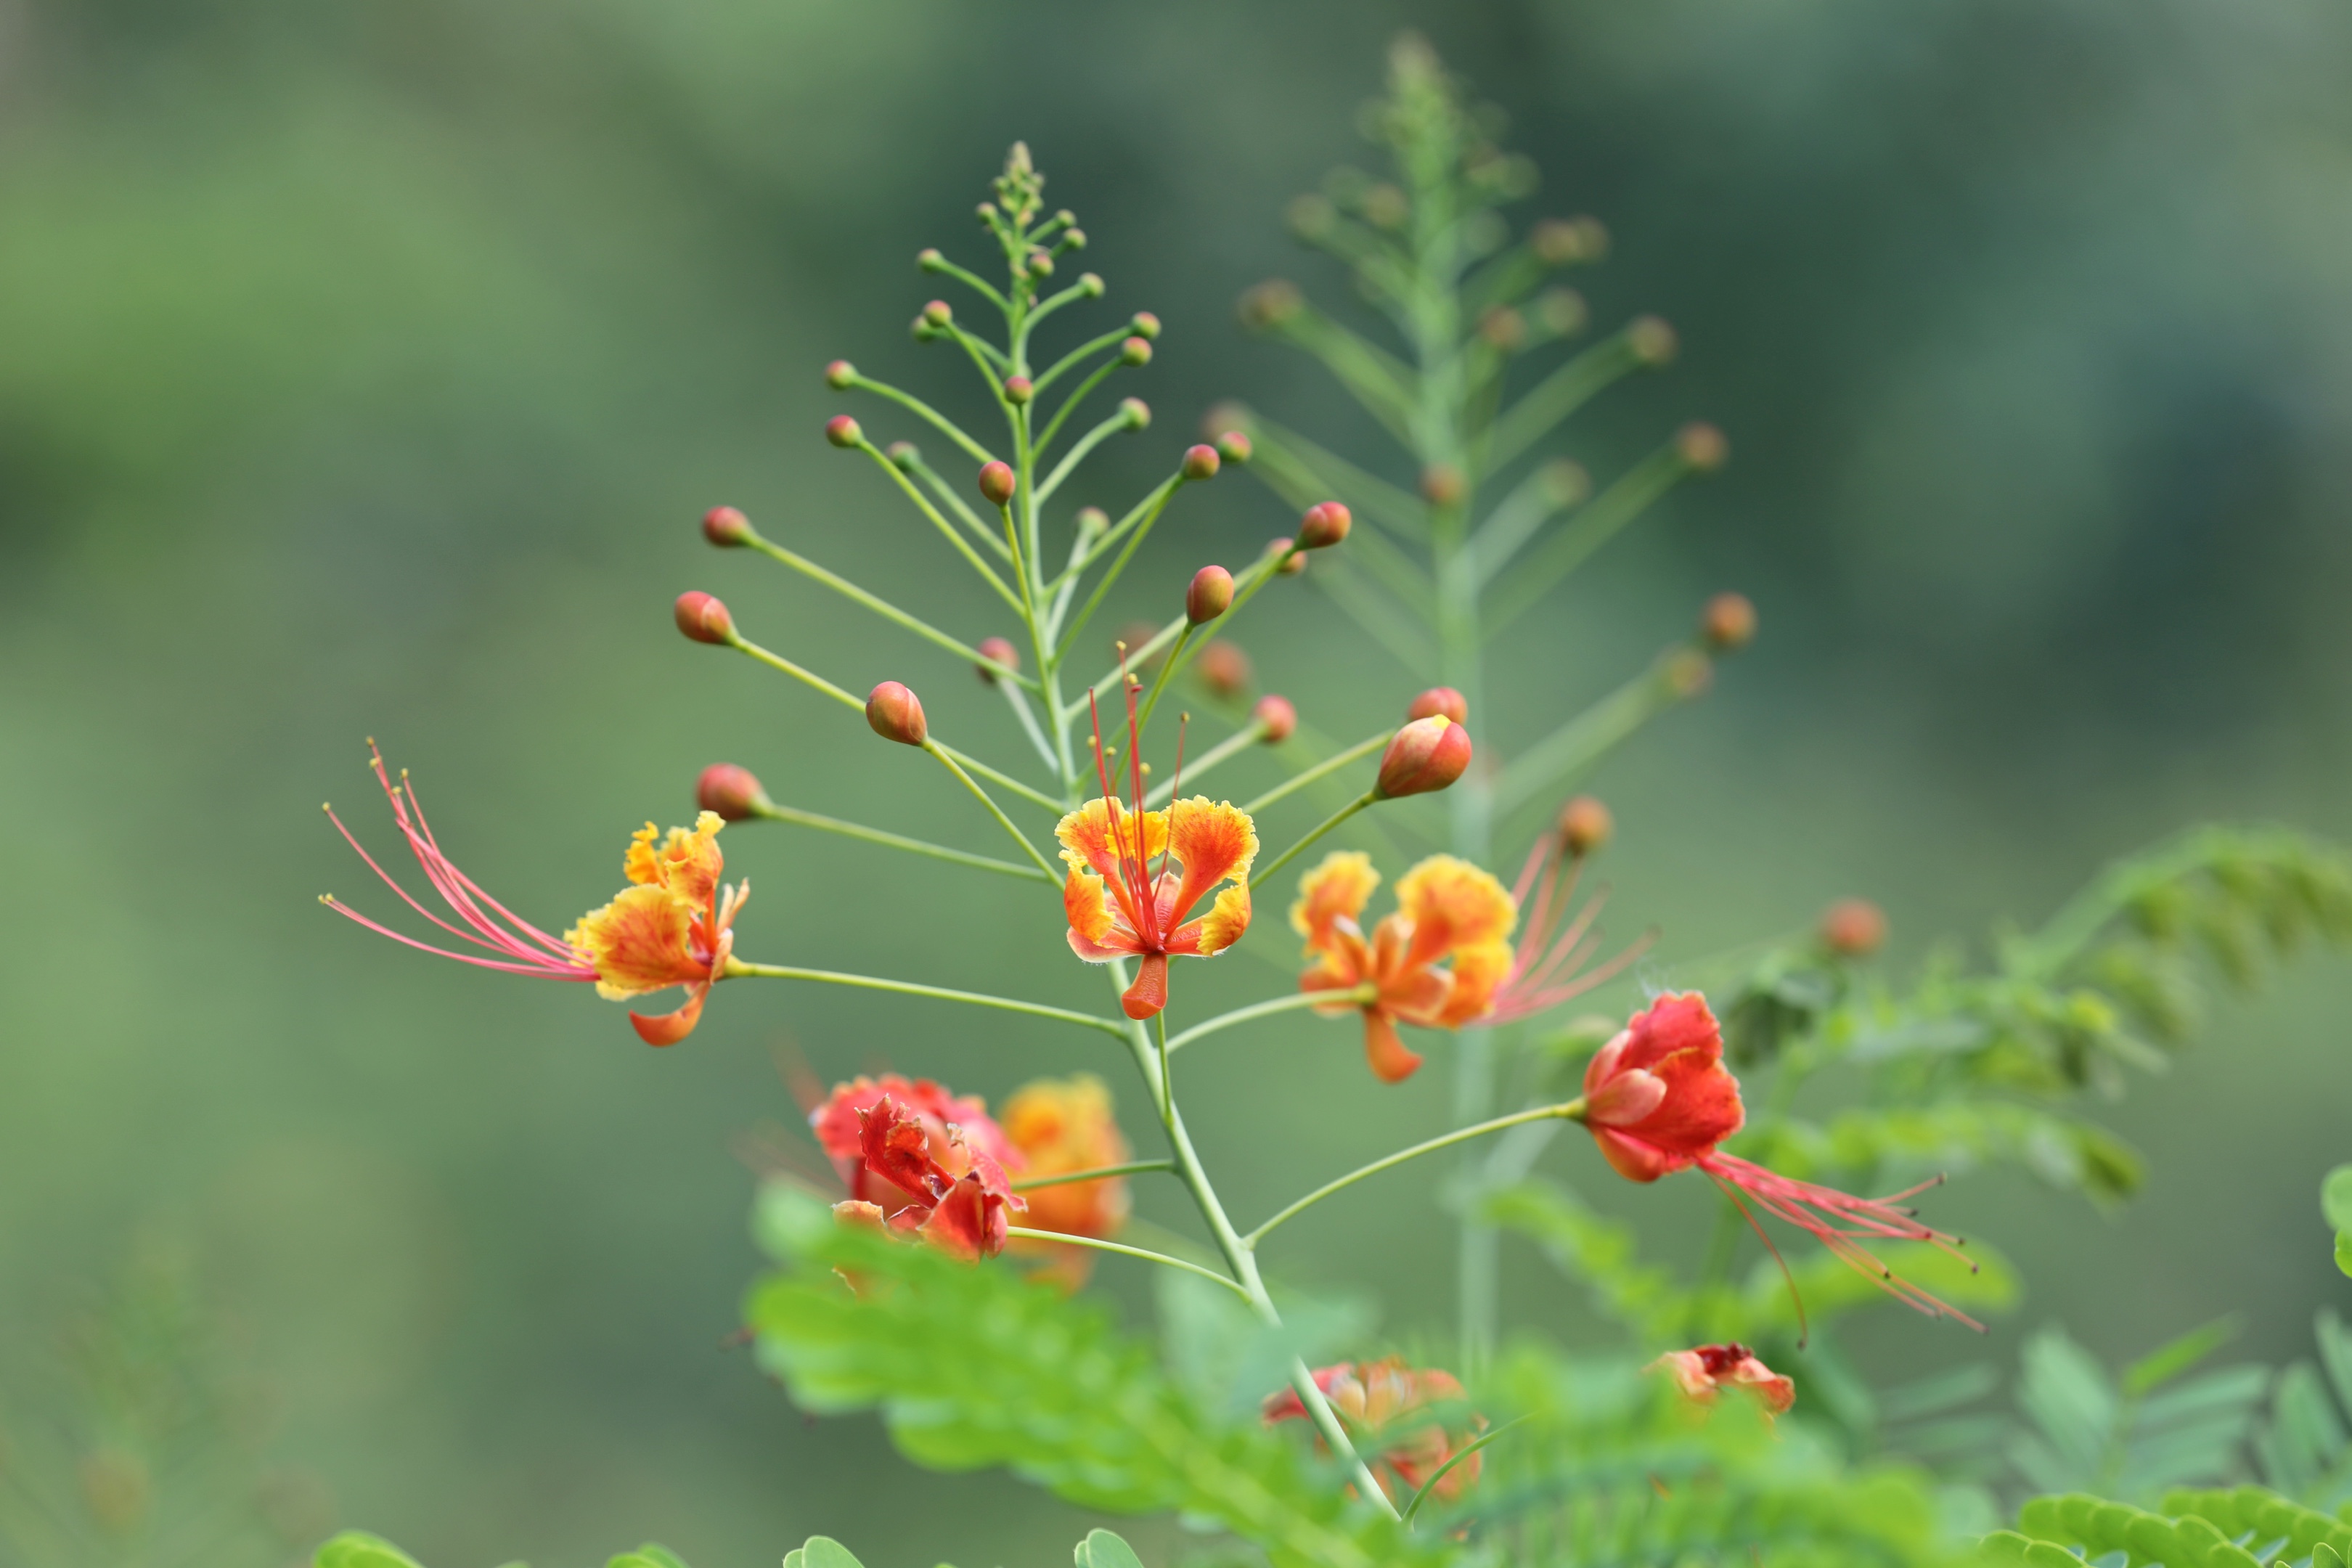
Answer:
1263, 1358, 1485, 1506
1581, 993, 1981, 1330
827, 1090, 1024, 1260
810, 1075, 1018, 1215
1648, 1342, 1794, 1418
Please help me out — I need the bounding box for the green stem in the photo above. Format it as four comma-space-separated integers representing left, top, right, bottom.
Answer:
1245, 1101, 1585, 1248
1010, 1159, 1174, 1191
1132, 625, 1193, 740
724, 960, 1124, 1037
1241, 731, 1392, 815
854, 441, 1024, 611
920, 742, 1058, 877
920, 255, 1009, 314
748, 801, 1052, 883
741, 529, 1036, 692
844, 375, 998, 467
929, 743, 1065, 814
728, 636, 862, 712
1146, 717, 1271, 807
1254, 791, 1379, 887
1001, 1228, 1249, 1299
1055, 475, 1185, 659
1164, 987, 1371, 1054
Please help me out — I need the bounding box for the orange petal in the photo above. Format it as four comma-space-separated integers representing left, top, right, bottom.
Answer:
1122, 953, 1169, 1019
568, 883, 705, 998
629, 983, 706, 1045
1063, 870, 1116, 944
1055, 798, 1167, 884
1291, 852, 1379, 953
1432, 938, 1514, 1027
1395, 854, 1516, 967
1163, 796, 1257, 925
1363, 1010, 1424, 1083
1170, 881, 1252, 956
625, 812, 727, 912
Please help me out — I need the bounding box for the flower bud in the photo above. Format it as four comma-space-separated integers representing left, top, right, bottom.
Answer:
1120, 397, 1151, 429
1077, 271, 1104, 295
1558, 796, 1613, 856
1119, 336, 1153, 367
1536, 287, 1587, 337
1821, 897, 1887, 957
1299, 501, 1352, 549
1026, 250, 1054, 279
1479, 307, 1527, 351
1532, 215, 1609, 265
1214, 430, 1253, 465
865, 682, 928, 746
697, 763, 772, 822
1186, 565, 1233, 625
1376, 715, 1471, 799
1182, 445, 1221, 481
1130, 311, 1161, 340
1074, 506, 1108, 542
1677, 422, 1729, 472
1267, 538, 1307, 575
1362, 183, 1408, 229
1252, 694, 1297, 743
1196, 639, 1251, 697
917, 247, 945, 271
1063, 231, 1088, 251
674, 591, 733, 645
702, 506, 751, 547
1539, 458, 1590, 507
825, 415, 862, 449
825, 359, 857, 390
978, 461, 1016, 507
1663, 648, 1712, 698
1421, 464, 1466, 507
1238, 279, 1302, 331
1201, 400, 1249, 437
1701, 592, 1756, 651
1408, 687, 1467, 724
1003, 375, 1034, 404
922, 299, 953, 327
1628, 316, 1678, 366
886, 441, 920, 470
975, 635, 1021, 684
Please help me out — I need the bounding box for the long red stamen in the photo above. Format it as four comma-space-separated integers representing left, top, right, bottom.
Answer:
1087, 685, 1152, 937
1699, 1153, 1983, 1331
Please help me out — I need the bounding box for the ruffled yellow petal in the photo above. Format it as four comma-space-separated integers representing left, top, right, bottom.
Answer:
1063, 869, 1116, 944
566, 883, 705, 999
1434, 938, 1514, 1027
1191, 881, 1252, 955
1054, 798, 1168, 882
1291, 852, 1379, 953
1395, 854, 1515, 958
624, 811, 727, 912
1164, 797, 1257, 920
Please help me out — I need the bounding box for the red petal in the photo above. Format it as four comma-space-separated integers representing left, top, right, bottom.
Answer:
1591, 1125, 1681, 1183
1611, 992, 1723, 1076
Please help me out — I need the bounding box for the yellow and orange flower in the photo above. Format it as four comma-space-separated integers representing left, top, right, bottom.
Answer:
1003, 1075, 1131, 1282
1263, 1358, 1486, 1506
1292, 852, 1516, 1082
1059, 795, 1256, 1020
325, 745, 745, 1046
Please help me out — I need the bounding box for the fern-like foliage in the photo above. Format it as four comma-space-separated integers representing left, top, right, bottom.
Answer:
308, 1525, 1152, 1568
1724, 826, 2352, 1211
2251, 1309, 2352, 1508
1989, 1484, 2352, 1568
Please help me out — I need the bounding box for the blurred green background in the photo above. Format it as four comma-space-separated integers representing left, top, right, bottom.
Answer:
4, 0, 2351, 1562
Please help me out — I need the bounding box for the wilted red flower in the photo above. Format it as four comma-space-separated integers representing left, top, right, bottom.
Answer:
324, 744, 746, 1046
811, 1074, 1017, 1214
825, 1090, 1024, 1260
1581, 993, 1980, 1328
1294, 853, 1514, 1083
1060, 686, 1257, 1020
1648, 1343, 1794, 1418
1263, 1358, 1485, 1506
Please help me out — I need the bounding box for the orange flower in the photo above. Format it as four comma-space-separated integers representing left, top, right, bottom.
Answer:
324, 744, 744, 1046
811, 1074, 1018, 1218
1001, 1075, 1131, 1241
1292, 852, 1515, 1082
828, 1090, 1025, 1260
1648, 1342, 1794, 1418
1263, 1358, 1485, 1506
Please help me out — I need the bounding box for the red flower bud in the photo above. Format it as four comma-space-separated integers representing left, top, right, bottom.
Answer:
1130, 311, 1161, 340
825, 359, 857, 389
1077, 270, 1104, 295
1420, 464, 1466, 507
1214, 430, 1253, 465
1678, 422, 1729, 472
702, 506, 751, 547
1196, 639, 1251, 697
917, 248, 945, 271
1376, 715, 1471, 799
825, 415, 862, 449
1407, 687, 1467, 724
977, 461, 1016, 507
975, 636, 1021, 685
1119, 336, 1153, 367
922, 299, 953, 327
1120, 397, 1151, 430
1558, 796, 1612, 855
1026, 250, 1054, 279
1701, 592, 1756, 650
1186, 565, 1233, 625
1628, 316, 1678, 366
1267, 537, 1307, 575
674, 592, 733, 645
1299, 502, 1352, 549
1003, 376, 1033, 404
1821, 898, 1887, 957
1252, 694, 1297, 743
865, 682, 928, 746
696, 764, 772, 822
1182, 444, 1221, 481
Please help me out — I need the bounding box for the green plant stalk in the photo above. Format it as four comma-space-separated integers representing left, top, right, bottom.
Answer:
921, 741, 1058, 877
1244, 1101, 1584, 1247
1164, 985, 1374, 1054
750, 801, 1052, 883
1254, 791, 1379, 886
1145, 716, 1271, 807
1241, 730, 1394, 815
1001, 1228, 1249, 1299
1010, 1159, 1175, 1191
723, 959, 1124, 1037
